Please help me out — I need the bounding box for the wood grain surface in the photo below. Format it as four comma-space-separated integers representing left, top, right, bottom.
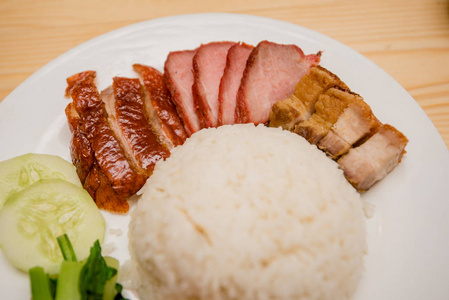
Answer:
1, 0, 448, 148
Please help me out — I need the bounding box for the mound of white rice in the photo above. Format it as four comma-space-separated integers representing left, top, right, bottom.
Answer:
129, 124, 366, 300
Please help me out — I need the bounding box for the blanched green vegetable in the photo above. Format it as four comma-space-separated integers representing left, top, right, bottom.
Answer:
55, 261, 84, 300
0, 179, 105, 274
79, 240, 117, 300
29, 266, 54, 300
31, 235, 127, 300
57, 234, 78, 262
0, 153, 81, 210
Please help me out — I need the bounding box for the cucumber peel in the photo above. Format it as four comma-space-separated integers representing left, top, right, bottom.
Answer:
0, 153, 81, 210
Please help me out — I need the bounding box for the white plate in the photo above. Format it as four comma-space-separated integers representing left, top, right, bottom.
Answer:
1, 13, 449, 300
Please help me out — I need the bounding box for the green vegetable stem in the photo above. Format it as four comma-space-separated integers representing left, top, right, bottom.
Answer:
57, 234, 78, 262
29, 267, 54, 300
29, 235, 128, 300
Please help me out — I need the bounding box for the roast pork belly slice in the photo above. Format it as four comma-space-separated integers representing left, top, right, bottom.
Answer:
269, 94, 308, 131
269, 66, 347, 130
134, 64, 187, 149
294, 88, 361, 144
235, 40, 321, 125
338, 124, 408, 191
164, 49, 200, 136
218, 42, 254, 126
192, 41, 236, 128
66, 71, 147, 202
317, 99, 381, 159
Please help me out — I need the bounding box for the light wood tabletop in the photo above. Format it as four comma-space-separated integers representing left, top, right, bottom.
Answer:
1, 0, 448, 148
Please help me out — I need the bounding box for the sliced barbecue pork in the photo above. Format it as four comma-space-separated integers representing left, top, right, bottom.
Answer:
164, 49, 200, 136
269, 66, 347, 130
192, 41, 235, 128
111, 77, 170, 174
218, 42, 254, 125
294, 88, 362, 144
338, 124, 408, 191
65, 71, 146, 212
235, 41, 321, 124
134, 64, 187, 149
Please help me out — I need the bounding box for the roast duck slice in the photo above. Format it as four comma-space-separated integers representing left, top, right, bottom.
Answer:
65, 71, 170, 213
134, 64, 188, 149
109, 77, 170, 174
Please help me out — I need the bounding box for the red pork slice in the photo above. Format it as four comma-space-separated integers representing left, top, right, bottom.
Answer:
338, 124, 408, 191
134, 64, 188, 149
164, 49, 200, 136
218, 42, 254, 125
111, 77, 170, 174
192, 41, 235, 128
235, 40, 321, 124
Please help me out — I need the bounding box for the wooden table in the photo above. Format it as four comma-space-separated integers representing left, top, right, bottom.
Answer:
1, 0, 448, 148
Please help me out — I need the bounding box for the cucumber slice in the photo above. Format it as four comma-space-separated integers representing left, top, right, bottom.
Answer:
0, 179, 105, 274
0, 153, 81, 210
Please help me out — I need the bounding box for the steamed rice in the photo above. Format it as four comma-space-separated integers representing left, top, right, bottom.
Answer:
129, 124, 366, 300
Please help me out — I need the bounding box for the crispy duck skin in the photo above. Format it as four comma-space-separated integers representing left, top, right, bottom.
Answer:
112, 77, 170, 174
69, 128, 94, 184
83, 161, 129, 213
164, 49, 200, 136
294, 87, 362, 144
100, 86, 144, 174
133, 64, 187, 148
65, 71, 146, 200
65, 102, 80, 133
235, 41, 321, 125
338, 124, 408, 191
192, 41, 236, 128
269, 66, 347, 130
218, 42, 254, 126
